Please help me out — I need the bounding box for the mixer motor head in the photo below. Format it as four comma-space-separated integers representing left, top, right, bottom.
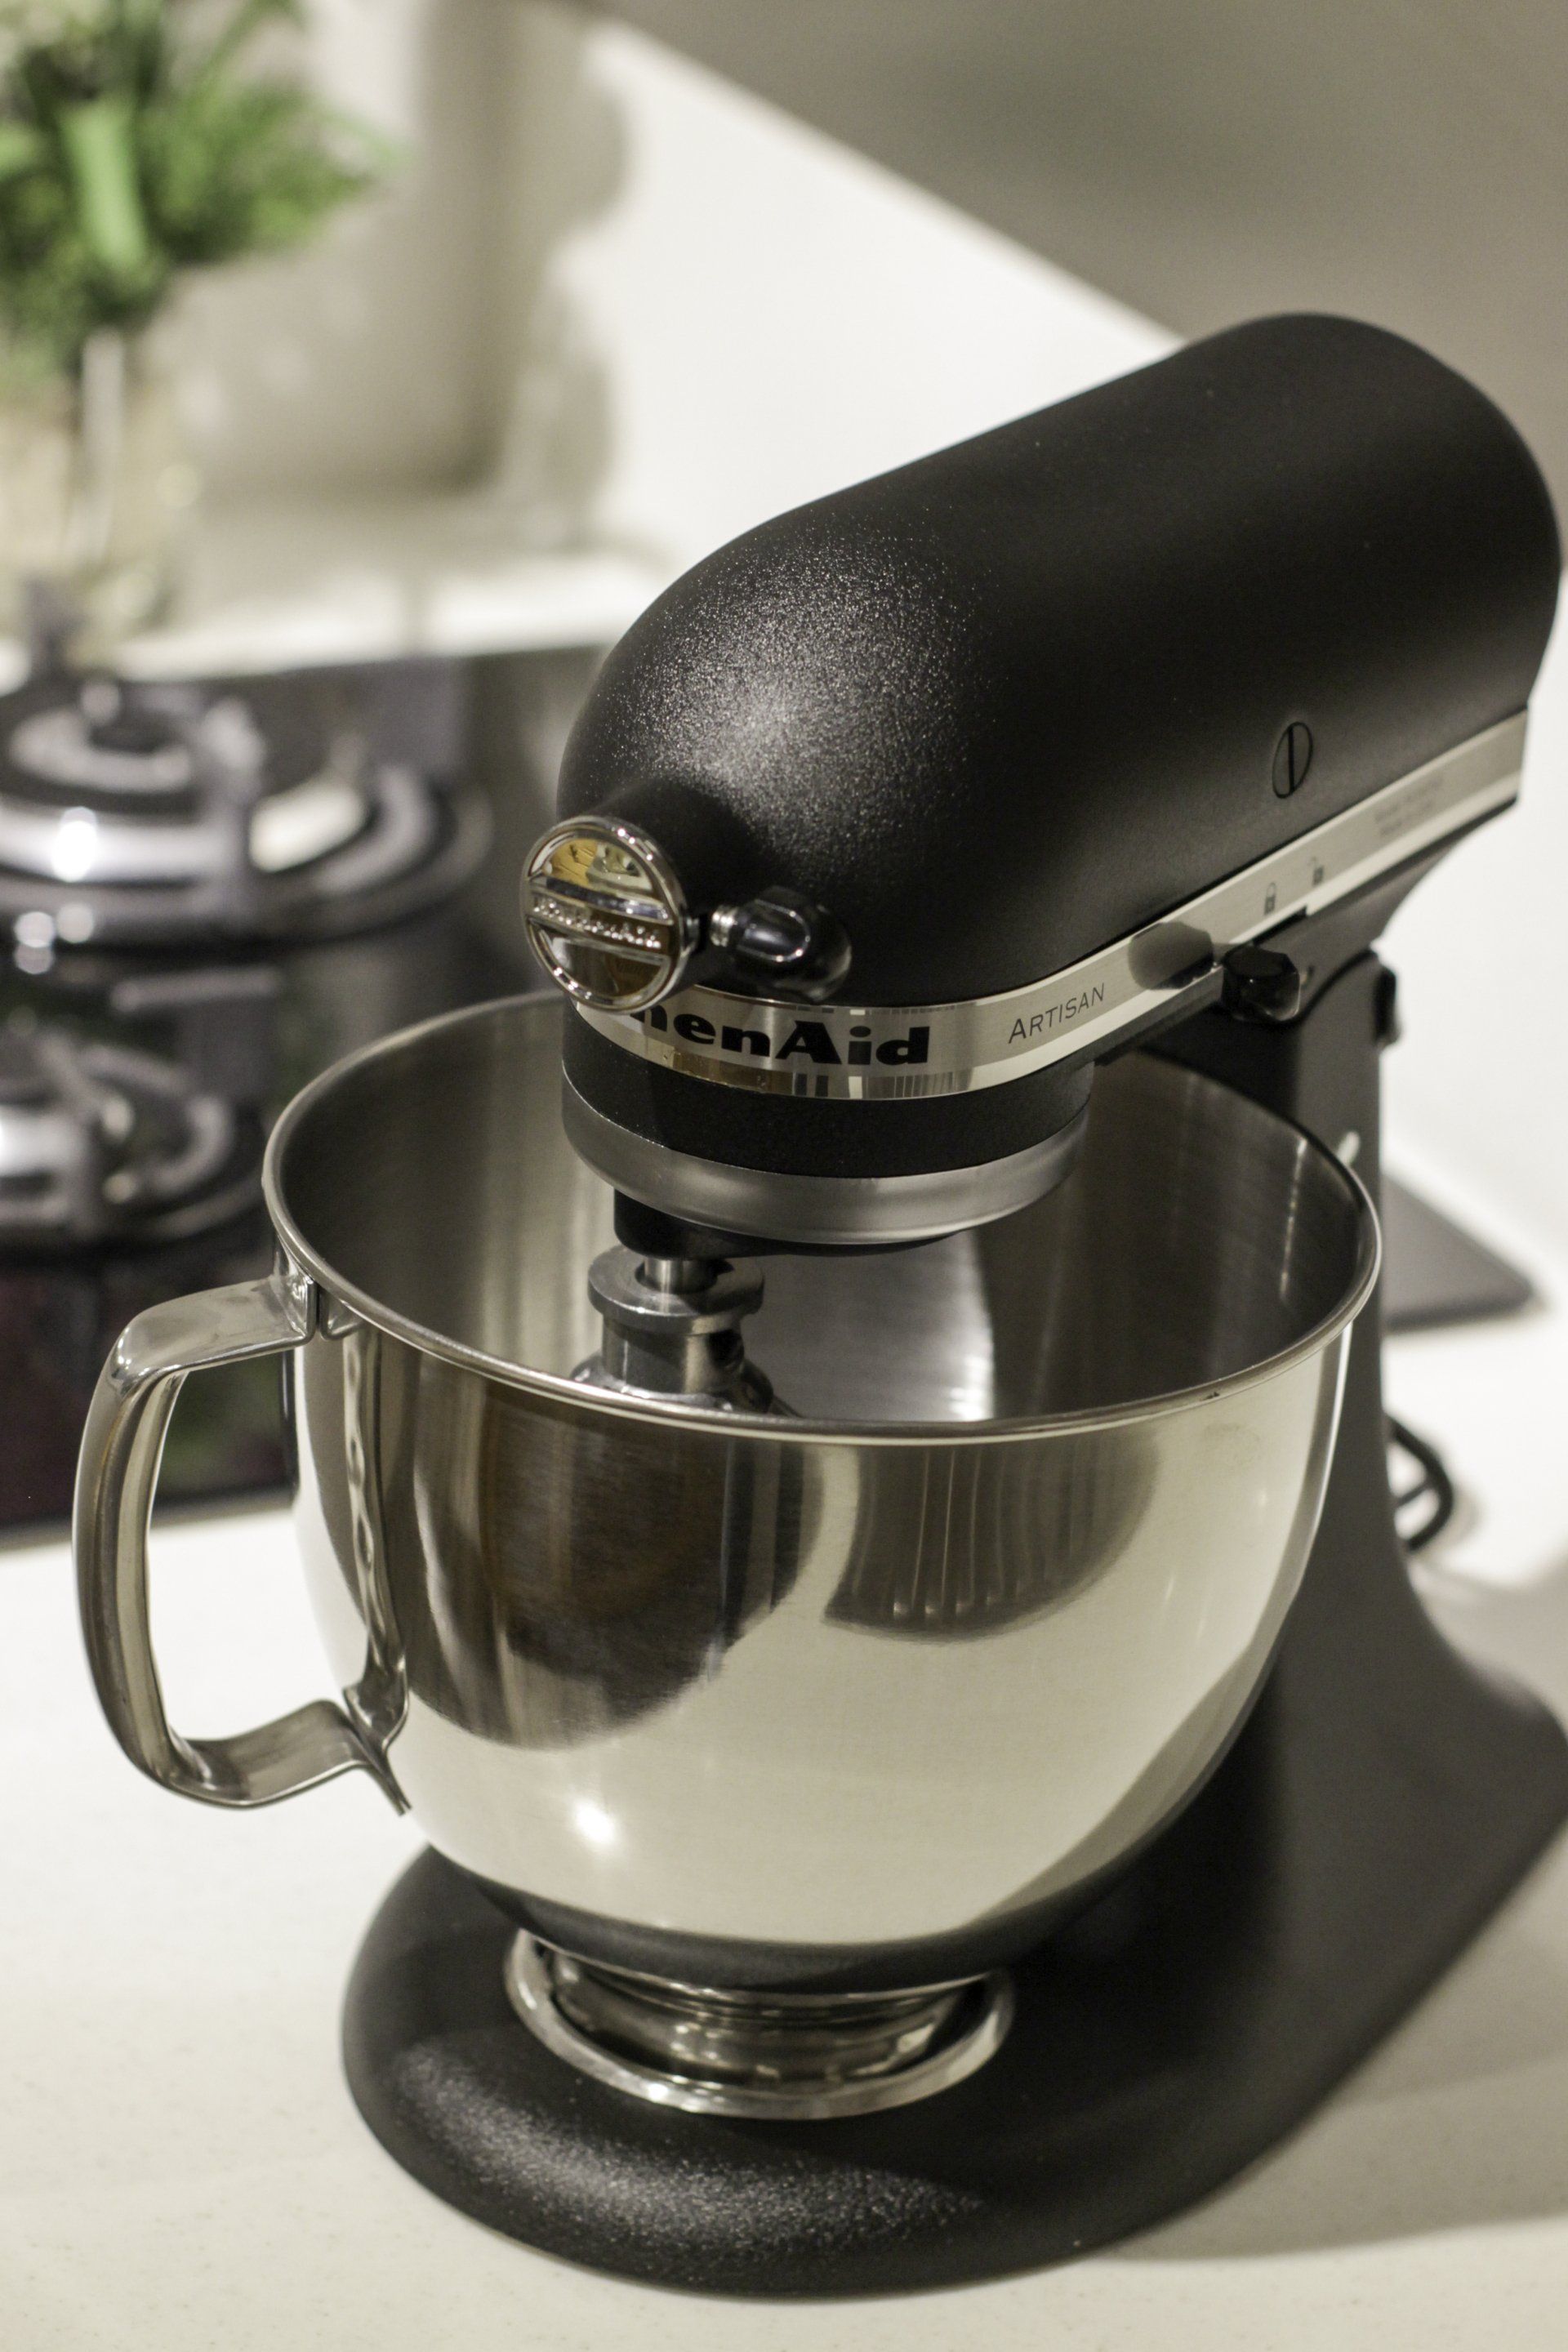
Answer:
524, 314, 1558, 1260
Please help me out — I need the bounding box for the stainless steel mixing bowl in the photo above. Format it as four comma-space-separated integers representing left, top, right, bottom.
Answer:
77, 995, 1378, 2009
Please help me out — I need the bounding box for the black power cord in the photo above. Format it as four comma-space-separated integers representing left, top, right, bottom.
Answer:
1387, 1414, 1459, 1554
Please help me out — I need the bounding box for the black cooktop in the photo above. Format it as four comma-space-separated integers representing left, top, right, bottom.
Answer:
0, 654, 542, 1539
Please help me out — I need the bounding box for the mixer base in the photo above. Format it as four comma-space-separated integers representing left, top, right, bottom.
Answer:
342, 1593, 1568, 2296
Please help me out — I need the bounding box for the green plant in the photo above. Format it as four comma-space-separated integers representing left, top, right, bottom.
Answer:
0, 0, 394, 384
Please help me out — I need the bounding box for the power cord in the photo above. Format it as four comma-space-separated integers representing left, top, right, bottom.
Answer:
1387, 1414, 1459, 1554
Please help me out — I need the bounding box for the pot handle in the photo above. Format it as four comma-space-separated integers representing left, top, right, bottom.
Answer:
74, 1269, 403, 1811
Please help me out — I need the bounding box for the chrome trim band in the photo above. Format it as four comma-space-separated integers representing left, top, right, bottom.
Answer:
563, 1080, 1090, 1243
574, 715, 1525, 1102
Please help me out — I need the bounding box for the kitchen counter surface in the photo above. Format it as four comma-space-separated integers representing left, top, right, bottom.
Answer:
0, 503, 671, 691
2, 1181, 1566, 2350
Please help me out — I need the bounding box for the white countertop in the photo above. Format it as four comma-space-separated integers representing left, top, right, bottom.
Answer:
0, 497, 670, 691
2, 1192, 1566, 2350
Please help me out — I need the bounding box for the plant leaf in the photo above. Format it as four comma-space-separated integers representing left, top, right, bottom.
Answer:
57, 92, 154, 278
0, 118, 47, 180
0, 1, 397, 374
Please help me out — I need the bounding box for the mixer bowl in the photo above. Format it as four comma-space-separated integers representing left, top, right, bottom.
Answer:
78, 993, 1378, 2000
273, 995, 1375, 1976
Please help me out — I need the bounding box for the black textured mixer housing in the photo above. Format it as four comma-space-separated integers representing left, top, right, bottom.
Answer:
561, 314, 1557, 1005
555, 314, 1558, 1219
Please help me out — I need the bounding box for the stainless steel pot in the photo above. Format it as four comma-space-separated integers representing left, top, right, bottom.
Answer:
76, 995, 1378, 2112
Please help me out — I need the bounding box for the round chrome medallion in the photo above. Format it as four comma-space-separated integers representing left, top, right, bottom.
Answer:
522, 817, 695, 1013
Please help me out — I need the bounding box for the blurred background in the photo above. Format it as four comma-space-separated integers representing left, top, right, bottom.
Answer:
0, 0, 1560, 1563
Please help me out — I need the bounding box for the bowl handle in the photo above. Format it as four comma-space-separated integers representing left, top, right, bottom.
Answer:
74, 1269, 404, 1812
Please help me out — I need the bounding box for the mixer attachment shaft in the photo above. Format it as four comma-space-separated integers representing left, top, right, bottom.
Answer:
576, 1245, 782, 1410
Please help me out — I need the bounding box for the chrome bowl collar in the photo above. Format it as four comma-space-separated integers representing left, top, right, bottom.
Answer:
504, 1935, 1014, 2119
562, 1076, 1089, 1246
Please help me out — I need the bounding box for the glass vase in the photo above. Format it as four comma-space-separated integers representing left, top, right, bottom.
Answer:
0, 321, 201, 655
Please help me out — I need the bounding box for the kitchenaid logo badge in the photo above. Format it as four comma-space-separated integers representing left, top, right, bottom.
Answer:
630, 1002, 930, 1067
1006, 982, 1107, 1045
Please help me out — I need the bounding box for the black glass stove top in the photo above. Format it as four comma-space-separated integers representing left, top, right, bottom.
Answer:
0, 652, 551, 1540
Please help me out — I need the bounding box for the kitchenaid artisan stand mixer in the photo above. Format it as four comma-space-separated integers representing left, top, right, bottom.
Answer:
77, 316, 1568, 2294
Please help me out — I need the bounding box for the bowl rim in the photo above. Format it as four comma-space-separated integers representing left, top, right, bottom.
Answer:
262, 993, 1382, 1450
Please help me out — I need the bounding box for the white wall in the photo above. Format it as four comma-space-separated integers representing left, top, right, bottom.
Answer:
178, 1, 1168, 532
180, 0, 514, 496
1382, 617, 1568, 1250
490, 7, 1168, 567
594, 0, 1568, 527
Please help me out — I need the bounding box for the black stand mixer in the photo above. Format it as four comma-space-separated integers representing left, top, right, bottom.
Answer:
76, 315, 1568, 2295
